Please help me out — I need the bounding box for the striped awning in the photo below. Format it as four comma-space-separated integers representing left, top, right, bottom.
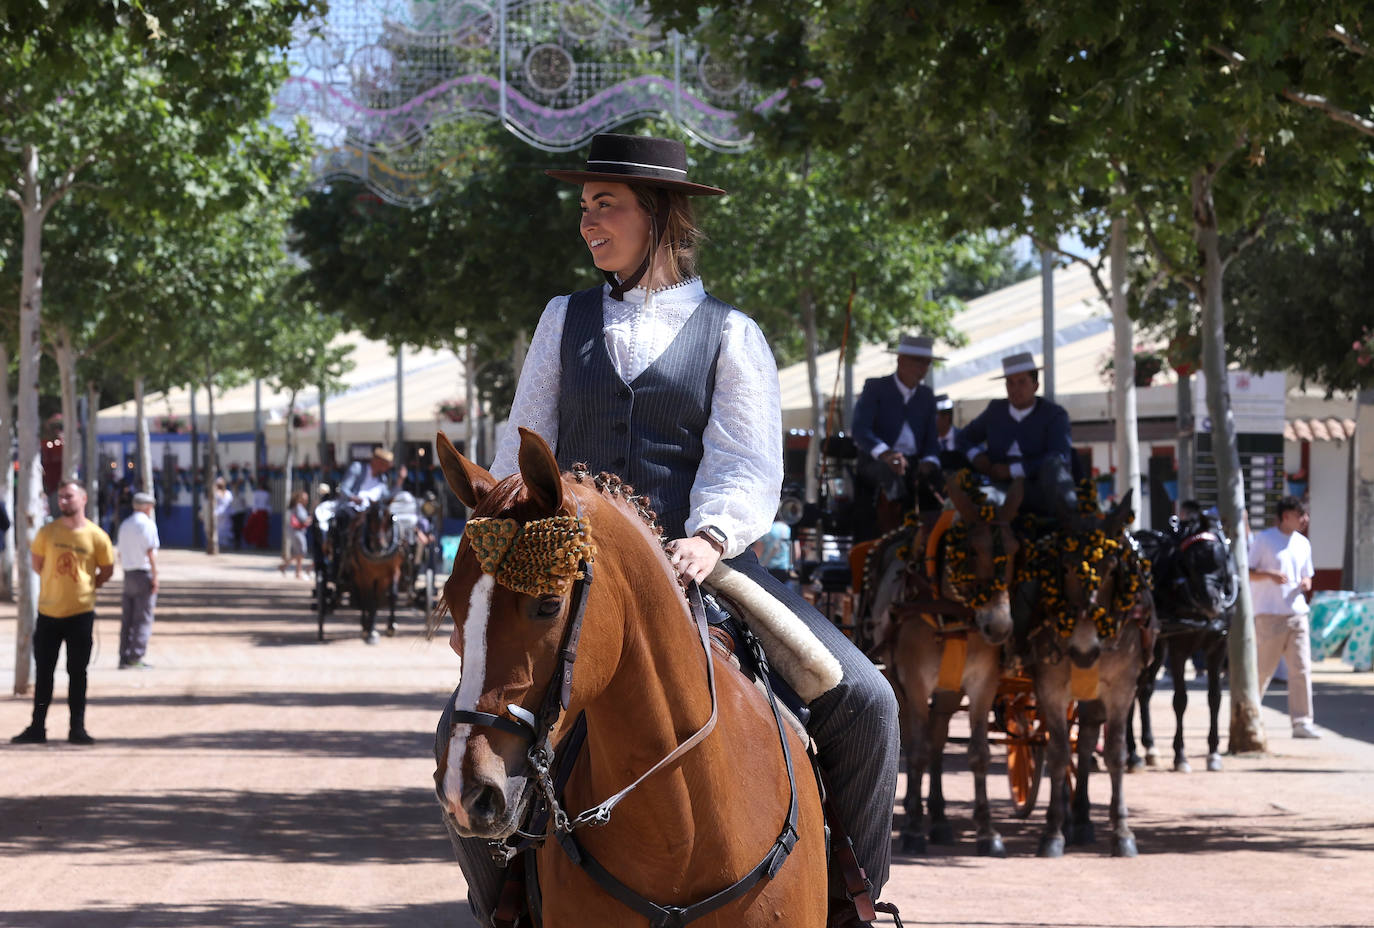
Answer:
1285, 417, 1357, 442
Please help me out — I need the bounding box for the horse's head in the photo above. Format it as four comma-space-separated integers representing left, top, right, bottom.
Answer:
942, 473, 1023, 645
361, 500, 396, 555
1171, 520, 1238, 620
1047, 491, 1136, 668
432, 428, 621, 840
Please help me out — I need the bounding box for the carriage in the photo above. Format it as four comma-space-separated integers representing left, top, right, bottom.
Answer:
310, 492, 440, 641
803, 468, 1153, 857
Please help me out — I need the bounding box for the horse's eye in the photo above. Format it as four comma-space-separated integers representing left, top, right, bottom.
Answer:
534, 596, 563, 619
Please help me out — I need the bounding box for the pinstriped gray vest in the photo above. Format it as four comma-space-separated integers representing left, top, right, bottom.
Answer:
556, 286, 732, 539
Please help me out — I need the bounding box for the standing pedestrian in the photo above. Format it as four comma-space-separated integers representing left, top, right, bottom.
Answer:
1249, 495, 1320, 738
11, 480, 115, 745
117, 491, 160, 669
280, 489, 311, 578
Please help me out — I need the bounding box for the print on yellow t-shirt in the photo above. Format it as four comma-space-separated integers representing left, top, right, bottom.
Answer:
33, 520, 115, 618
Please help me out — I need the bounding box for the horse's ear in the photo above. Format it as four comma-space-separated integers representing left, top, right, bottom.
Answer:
1105, 488, 1135, 537
436, 431, 495, 511
945, 470, 980, 523
516, 427, 564, 513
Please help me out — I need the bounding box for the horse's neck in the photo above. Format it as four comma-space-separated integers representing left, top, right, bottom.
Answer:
573, 551, 719, 835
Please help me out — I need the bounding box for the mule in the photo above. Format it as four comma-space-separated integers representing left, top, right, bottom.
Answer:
432, 429, 827, 927
884, 474, 1024, 858
1128, 515, 1238, 773
1024, 490, 1153, 858
346, 499, 405, 643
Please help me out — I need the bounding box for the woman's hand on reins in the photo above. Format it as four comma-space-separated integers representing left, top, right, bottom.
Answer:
667, 536, 721, 584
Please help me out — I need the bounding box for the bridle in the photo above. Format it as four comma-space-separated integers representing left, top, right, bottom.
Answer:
446, 526, 803, 928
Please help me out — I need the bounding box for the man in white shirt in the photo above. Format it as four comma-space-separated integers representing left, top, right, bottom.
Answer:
1248, 496, 1319, 738
117, 492, 161, 669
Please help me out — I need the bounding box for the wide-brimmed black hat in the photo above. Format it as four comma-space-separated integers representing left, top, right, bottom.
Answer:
546, 134, 725, 196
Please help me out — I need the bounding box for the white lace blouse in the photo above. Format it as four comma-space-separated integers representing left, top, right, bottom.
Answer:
490, 277, 782, 558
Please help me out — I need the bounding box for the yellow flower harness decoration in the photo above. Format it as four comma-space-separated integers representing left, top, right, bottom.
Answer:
1018, 479, 1151, 639
464, 514, 596, 596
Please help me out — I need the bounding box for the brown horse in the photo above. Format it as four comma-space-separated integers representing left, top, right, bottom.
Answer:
1024, 490, 1152, 858
885, 475, 1023, 857
346, 500, 405, 643
432, 429, 826, 927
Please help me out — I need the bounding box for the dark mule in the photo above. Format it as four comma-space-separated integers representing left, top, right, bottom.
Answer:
1129, 512, 1238, 772
432, 430, 827, 927
1024, 490, 1154, 857
884, 474, 1024, 858
347, 499, 406, 643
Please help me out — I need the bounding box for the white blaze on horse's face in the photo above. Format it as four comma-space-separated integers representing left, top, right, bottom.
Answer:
441, 574, 494, 822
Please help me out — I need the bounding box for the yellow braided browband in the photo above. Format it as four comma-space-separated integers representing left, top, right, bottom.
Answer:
465, 515, 596, 596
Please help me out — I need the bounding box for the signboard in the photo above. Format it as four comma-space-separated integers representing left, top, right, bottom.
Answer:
1193, 370, 1286, 434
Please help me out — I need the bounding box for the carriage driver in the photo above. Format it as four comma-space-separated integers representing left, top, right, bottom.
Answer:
439, 133, 900, 928
327, 447, 394, 582
850, 334, 944, 541
956, 351, 1078, 518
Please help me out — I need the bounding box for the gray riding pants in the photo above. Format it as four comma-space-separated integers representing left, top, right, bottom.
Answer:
433, 551, 899, 924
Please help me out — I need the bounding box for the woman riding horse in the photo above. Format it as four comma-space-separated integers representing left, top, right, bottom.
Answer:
436, 134, 898, 928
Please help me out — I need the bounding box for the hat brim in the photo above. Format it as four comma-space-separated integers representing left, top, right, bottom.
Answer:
889, 347, 948, 361
993, 366, 1042, 380
546, 169, 726, 197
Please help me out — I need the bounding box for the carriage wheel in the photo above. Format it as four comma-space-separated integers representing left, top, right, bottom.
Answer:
1003, 697, 1045, 819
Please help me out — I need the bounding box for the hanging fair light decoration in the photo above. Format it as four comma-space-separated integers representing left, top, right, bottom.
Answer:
278, 0, 774, 207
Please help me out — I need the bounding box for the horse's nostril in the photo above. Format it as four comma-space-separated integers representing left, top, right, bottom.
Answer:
464, 783, 506, 822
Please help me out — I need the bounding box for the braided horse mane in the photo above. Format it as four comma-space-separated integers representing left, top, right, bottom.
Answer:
425, 460, 670, 638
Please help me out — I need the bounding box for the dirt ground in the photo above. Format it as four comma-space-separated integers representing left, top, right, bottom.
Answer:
2, 549, 1371, 928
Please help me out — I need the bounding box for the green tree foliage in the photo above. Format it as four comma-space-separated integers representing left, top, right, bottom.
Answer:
652, 0, 1374, 751
1227, 210, 1374, 397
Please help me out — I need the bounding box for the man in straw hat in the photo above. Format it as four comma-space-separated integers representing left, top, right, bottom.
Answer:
327, 446, 395, 584
956, 351, 1077, 515
851, 334, 944, 540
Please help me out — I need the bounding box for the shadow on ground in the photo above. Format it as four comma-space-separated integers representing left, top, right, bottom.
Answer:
0, 788, 453, 865
88, 690, 446, 712
0, 901, 475, 927
67, 728, 433, 758
1263, 682, 1374, 744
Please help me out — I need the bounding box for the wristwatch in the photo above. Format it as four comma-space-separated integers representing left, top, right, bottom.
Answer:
695, 524, 728, 553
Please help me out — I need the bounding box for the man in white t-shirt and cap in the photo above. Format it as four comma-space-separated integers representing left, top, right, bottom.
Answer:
1249, 495, 1320, 738
117, 491, 160, 669
851, 334, 944, 540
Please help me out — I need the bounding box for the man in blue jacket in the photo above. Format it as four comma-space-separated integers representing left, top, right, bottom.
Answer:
851, 334, 943, 540
957, 351, 1078, 517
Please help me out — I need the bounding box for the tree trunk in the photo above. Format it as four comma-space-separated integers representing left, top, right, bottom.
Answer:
317, 381, 329, 477
1193, 169, 1266, 753
84, 380, 99, 521
14, 144, 44, 694
204, 368, 220, 555
1351, 387, 1374, 592
1110, 217, 1141, 527
1177, 372, 1195, 503
54, 327, 78, 483
283, 388, 298, 563
0, 341, 14, 602
464, 343, 476, 460
799, 279, 824, 505
135, 376, 153, 495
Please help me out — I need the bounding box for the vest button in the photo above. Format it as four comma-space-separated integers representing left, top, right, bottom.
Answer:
613, 422, 627, 434
617, 388, 631, 400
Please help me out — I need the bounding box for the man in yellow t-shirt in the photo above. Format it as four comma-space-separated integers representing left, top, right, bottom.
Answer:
11, 480, 115, 746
